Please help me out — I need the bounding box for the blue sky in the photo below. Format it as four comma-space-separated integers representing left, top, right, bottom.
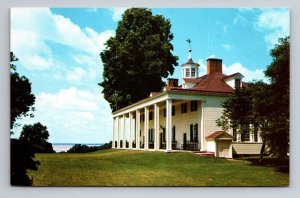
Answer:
10, 8, 289, 144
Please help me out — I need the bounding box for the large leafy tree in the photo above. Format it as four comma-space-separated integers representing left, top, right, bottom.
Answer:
10, 52, 35, 130
100, 8, 178, 111
10, 52, 39, 185
19, 122, 55, 153
217, 37, 290, 160
264, 36, 290, 159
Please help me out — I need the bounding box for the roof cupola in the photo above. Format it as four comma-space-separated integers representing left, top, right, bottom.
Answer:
181, 39, 200, 80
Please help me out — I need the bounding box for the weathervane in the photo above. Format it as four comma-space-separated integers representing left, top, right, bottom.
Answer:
186, 38, 192, 52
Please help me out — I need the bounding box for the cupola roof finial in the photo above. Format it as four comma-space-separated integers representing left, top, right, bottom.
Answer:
186, 38, 192, 59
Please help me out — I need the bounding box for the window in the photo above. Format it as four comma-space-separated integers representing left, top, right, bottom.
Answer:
191, 100, 198, 112
186, 68, 190, 77
241, 125, 250, 142
140, 114, 144, 122
190, 124, 198, 142
149, 128, 154, 142
149, 111, 153, 120
172, 105, 175, 116
181, 102, 187, 113
162, 127, 166, 142
254, 125, 258, 142
191, 68, 196, 77
233, 128, 237, 141
235, 78, 241, 89
172, 126, 176, 141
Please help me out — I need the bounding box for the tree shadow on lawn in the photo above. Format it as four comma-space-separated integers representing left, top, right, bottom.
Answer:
236, 156, 289, 174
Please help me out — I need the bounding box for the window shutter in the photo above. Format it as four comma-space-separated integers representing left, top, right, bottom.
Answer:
172, 126, 176, 141
181, 103, 184, 113
194, 101, 198, 111
190, 124, 193, 141
195, 124, 198, 142
172, 105, 175, 116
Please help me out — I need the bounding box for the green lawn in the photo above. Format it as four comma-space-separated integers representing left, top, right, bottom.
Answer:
28, 149, 289, 186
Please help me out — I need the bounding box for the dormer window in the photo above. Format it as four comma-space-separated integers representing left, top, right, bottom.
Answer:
235, 78, 241, 89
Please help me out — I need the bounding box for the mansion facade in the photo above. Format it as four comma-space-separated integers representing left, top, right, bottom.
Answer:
111, 50, 262, 158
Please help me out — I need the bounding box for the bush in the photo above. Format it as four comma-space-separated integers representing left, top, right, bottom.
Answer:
66, 141, 112, 153
11, 138, 40, 186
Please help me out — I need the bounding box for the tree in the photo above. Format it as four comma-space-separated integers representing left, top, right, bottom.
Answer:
216, 87, 253, 137
19, 122, 55, 153
10, 52, 35, 130
99, 8, 178, 111
217, 36, 290, 161
11, 138, 40, 186
216, 82, 272, 161
264, 36, 290, 159
10, 52, 39, 185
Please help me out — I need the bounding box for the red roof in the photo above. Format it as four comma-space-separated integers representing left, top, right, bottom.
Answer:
174, 72, 235, 93
205, 131, 234, 140
223, 72, 243, 80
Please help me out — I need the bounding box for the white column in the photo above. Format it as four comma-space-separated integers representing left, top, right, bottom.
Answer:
144, 107, 149, 149
112, 117, 115, 148
257, 130, 263, 143
129, 112, 133, 149
200, 101, 205, 151
249, 124, 253, 142
117, 117, 120, 148
136, 110, 140, 149
250, 132, 254, 142
122, 114, 126, 148
237, 130, 242, 142
154, 104, 160, 150
166, 99, 172, 152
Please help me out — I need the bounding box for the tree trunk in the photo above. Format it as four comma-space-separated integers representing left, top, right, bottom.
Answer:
259, 142, 265, 163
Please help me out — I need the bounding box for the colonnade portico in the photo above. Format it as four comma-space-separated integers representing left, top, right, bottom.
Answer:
112, 99, 174, 152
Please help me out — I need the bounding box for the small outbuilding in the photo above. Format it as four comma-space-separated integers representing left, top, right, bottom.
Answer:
206, 131, 234, 158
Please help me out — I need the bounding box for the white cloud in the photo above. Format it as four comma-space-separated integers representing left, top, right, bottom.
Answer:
11, 8, 114, 74
10, 8, 115, 143
221, 44, 233, 50
111, 8, 127, 22
254, 9, 289, 47
14, 87, 113, 143
198, 59, 266, 82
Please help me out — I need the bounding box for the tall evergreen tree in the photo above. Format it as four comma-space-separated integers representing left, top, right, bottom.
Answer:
99, 8, 178, 111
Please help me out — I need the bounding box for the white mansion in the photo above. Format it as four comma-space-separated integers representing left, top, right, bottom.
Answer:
111, 50, 262, 158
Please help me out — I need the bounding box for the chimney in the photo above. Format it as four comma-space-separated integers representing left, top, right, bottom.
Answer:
207, 58, 222, 74
166, 78, 179, 88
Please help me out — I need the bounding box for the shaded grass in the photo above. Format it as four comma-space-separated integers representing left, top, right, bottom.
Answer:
28, 149, 289, 186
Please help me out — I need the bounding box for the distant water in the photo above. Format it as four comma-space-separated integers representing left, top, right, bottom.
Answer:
52, 143, 103, 153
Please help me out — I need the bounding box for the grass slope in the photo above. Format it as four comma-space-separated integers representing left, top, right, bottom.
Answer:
28, 149, 289, 186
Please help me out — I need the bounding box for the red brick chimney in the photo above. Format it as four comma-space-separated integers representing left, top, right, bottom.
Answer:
207, 58, 222, 74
